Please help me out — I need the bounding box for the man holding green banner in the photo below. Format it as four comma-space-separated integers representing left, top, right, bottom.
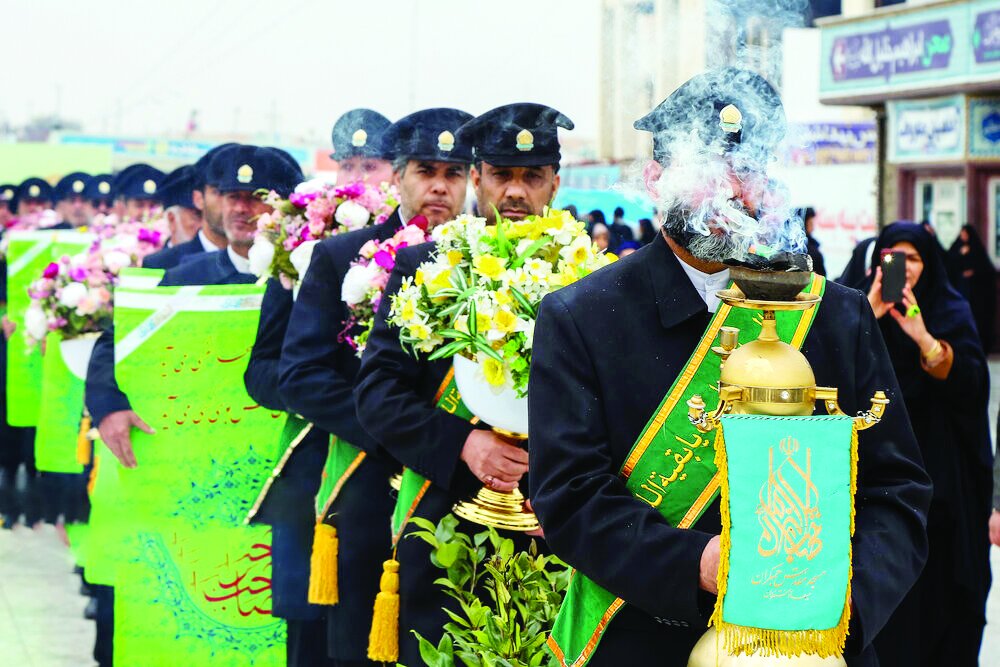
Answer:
83, 145, 302, 667
528, 68, 932, 667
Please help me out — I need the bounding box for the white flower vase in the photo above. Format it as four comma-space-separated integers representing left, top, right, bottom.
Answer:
60, 333, 101, 381
452, 354, 529, 435
450, 355, 538, 532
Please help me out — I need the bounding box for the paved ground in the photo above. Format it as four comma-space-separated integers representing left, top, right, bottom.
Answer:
3, 360, 1000, 666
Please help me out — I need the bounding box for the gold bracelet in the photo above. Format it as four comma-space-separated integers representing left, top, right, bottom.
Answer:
922, 339, 943, 363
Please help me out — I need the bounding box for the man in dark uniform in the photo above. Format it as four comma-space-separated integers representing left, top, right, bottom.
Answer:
157, 165, 202, 247
111, 164, 165, 222
53, 172, 92, 227
527, 68, 933, 667
279, 108, 470, 667
12, 177, 58, 220
244, 109, 395, 667
0, 184, 15, 229
142, 144, 237, 270
84, 174, 115, 219
83, 146, 301, 667
353, 103, 573, 665
329, 108, 395, 186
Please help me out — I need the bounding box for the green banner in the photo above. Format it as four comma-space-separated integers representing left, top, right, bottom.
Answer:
85, 452, 126, 586
713, 415, 855, 655
101, 283, 287, 663
114, 527, 286, 667
34, 332, 87, 473
5, 230, 94, 426
119, 266, 165, 289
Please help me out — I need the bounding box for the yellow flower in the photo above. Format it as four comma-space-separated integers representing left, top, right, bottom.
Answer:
399, 298, 417, 321
414, 268, 425, 286
425, 267, 453, 295
473, 254, 506, 280
447, 249, 464, 267
494, 288, 513, 306
483, 357, 506, 387
455, 315, 468, 333
604, 252, 618, 263
409, 322, 432, 340
492, 308, 518, 334
476, 312, 492, 332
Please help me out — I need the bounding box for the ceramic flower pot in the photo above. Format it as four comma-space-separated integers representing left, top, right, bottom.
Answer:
60, 332, 101, 381
452, 354, 529, 435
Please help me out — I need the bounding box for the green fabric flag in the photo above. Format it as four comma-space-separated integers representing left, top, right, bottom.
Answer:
103, 284, 288, 663
118, 266, 165, 289
713, 414, 856, 656
34, 332, 89, 473
114, 526, 286, 667
85, 451, 127, 586
5, 230, 94, 425
314, 437, 364, 521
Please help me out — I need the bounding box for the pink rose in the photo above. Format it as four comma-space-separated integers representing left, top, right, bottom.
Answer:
42, 262, 59, 279
358, 240, 378, 259
373, 250, 395, 271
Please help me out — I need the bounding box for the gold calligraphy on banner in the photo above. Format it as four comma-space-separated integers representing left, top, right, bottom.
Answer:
756, 436, 823, 563
635, 432, 713, 509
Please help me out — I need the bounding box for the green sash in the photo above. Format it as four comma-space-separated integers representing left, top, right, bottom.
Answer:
548, 276, 825, 667
244, 413, 319, 524
390, 366, 476, 546
314, 435, 366, 522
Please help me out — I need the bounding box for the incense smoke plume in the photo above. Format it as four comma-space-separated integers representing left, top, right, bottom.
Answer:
647, 0, 810, 265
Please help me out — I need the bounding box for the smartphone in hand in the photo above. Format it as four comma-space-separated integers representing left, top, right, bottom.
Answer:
880, 249, 906, 303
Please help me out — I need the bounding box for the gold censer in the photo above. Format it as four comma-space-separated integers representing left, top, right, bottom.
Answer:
453, 428, 539, 532
685, 267, 888, 667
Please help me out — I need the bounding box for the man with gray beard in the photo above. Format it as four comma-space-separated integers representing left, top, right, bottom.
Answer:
527, 68, 931, 666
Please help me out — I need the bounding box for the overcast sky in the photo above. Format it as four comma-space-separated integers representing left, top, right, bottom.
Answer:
1, 0, 601, 143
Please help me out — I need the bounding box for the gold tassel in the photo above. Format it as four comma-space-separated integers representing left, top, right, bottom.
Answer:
367, 558, 400, 662
76, 415, 92, 466
306, 521, 339, 605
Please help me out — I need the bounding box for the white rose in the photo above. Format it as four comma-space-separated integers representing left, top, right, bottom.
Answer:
24, 305, 48, 341
294, 177, 330, 195
59, 282, 89, 309
341, 263, 379, 306
289, 240, 318, 281
334, 200, 371, 230
102, 250, 132, 274
247, 236, 275, 276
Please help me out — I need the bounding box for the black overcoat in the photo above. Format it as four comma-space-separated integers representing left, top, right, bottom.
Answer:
528, 234, 932, 667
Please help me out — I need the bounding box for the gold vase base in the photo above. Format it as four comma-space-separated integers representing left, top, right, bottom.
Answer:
452, 486, 540, 532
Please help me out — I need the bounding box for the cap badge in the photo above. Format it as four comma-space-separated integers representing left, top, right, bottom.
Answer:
437, 131, 455, 152
98, 182, 111, 195
2, 188, 12, 200
72, 180, 85, 193
352, 129, 368, 147
28, 185, 41, 197
237, 164, 254, 184
719, 104, 743, 134
143, 179, 157, 194
516, 129, 534, 152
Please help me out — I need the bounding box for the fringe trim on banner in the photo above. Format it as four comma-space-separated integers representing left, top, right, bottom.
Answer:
708, 424, 858, 659
307, 521, 339, 605
76, 415, 92, 466
367, 557, 400, 662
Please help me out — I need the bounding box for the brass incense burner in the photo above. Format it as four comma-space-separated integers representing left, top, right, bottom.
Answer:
687, 266, 888, 432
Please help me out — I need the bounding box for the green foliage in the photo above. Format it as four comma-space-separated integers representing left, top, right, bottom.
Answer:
407, 514, 571, 667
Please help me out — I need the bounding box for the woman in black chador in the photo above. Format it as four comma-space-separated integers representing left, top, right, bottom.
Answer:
866, 222, 992, 666
947, 224, 996, 352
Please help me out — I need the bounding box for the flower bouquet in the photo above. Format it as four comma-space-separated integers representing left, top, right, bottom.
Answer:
248, 179, 398, 287
90, 213, 170, 265
340, 216, 431, 356
0, 209, 62, 260
387, 209, 614, 530
23, 250, 120, 349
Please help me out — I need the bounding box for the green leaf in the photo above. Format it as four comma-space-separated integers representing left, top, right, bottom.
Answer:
509, 235, 552, 270
417, 634, 442, 666
508, 287, 537, 318
469, 299, 478, 336
436, 542, 462, 568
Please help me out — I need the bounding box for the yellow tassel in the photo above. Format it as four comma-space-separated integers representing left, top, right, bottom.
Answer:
76, 415, 92, 466
307, 521, 339, 605
367, 558, 400, 662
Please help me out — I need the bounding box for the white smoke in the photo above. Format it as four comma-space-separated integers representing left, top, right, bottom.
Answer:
644, 0, 810, 264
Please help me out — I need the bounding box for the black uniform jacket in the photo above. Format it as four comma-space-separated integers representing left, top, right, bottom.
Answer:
277, 212, 406, 658
354, 239, 485, 498
142, 236, 212, 270
279, 211, 404, 454
528, 234, 932, 666
85, 249, 254, 426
